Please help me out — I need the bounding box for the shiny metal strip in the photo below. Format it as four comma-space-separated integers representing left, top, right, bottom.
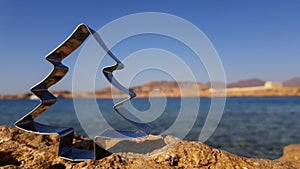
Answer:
91, 30, 151, 134
15, 24, 150, 161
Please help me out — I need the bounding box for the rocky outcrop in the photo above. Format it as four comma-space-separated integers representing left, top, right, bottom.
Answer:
0, 126, 300, 169
279, 144, 300, 163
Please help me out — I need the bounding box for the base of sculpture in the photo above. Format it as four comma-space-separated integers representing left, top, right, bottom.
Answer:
95, 129, 179, 156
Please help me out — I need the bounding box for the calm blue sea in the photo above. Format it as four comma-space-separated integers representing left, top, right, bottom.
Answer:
1, 97, 300, 159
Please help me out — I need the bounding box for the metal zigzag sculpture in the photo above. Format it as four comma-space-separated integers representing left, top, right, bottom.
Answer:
15, 24, 150, 161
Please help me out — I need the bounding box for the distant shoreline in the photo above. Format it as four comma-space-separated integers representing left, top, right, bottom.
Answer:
2, 81, 300, 100
2, 95, 300, 100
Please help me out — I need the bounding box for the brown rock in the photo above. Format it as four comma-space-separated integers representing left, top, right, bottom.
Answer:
279, 144, 300, 163
0, 126, 300, 169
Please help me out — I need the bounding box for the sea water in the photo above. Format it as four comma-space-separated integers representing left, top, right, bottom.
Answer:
1, 96, 300, 159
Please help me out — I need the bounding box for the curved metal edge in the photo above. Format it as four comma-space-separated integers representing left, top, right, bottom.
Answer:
15, 24, 95, 161
15, 24, 150, 161
15, 24, 90, 128
88, 29, 151, 134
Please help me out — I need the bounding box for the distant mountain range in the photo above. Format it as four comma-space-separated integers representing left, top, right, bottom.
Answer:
88, 77, 300, 98
227, 78, 265, 88
2, 77, 300, 99
283, 77, 300, 87
94, 81, 208, 98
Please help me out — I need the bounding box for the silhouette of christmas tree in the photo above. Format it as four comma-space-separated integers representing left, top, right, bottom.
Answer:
15, 24, 150, 161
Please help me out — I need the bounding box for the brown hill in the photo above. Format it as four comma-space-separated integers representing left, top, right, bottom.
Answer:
205, 81, 226, 88
227, 78, 265, 88
284, 77, 300, 87
94, 81, 208, 98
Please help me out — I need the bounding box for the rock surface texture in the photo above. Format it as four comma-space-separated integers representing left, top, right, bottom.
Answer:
0, 126, 300, 169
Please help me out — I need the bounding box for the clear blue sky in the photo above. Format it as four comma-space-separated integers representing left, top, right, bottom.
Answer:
1, 0, 300, 94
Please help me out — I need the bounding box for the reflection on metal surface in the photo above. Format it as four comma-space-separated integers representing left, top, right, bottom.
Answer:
15, 24, 150, 161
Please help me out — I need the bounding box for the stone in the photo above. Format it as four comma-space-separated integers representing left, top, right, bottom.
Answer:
279, 144, 300, 163
0, 126, 300, 169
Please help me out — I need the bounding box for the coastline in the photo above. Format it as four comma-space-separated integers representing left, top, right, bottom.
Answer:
2, 81, 300, 100
1, 87, 300, 100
